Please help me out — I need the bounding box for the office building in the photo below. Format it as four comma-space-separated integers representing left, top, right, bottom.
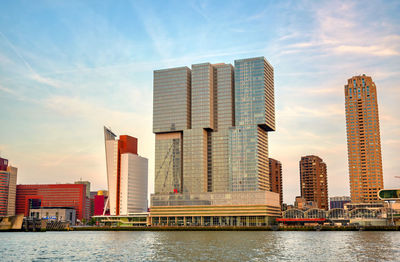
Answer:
269, 158, 283, 209
74, 180, 91, 220
151, 57, 280, 226
0, 158, 17, 216
74, 180, 91, 200
16, 184, 87, 220
150, 191, 280, 226
344, 75, 384, 203
330, 196, 351, 209
104, 127, 148, 215
153, 57, 274, 194
299, 155, 328, 210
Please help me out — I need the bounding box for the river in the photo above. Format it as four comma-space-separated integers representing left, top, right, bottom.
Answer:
1, 231, 399, 261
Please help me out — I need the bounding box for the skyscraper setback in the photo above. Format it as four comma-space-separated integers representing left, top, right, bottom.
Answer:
153, 57, 275, 195
150, 56, 280, 226
344, 75, 383, 203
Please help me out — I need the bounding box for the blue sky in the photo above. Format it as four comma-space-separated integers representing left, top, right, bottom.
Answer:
0, 0, 399, 204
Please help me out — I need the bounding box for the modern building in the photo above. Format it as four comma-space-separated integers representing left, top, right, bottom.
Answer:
299, 155, 328, 210
104, 127, 148, 215
153, 57, 274, 194
74, 180, 91, 200
344, 75, 384, 203
151, 191, 280, 226
151, 57, 280, 226
16, 184, 87, 220
0, 158, 17, 216
330, 196, 351, 209
29, 207, 76, 225
74, 180, 91, 220
269, 158, 283, 209
94, 190, 107, 216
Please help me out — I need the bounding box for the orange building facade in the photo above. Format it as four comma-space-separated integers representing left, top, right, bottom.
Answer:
344, 75, 383, 203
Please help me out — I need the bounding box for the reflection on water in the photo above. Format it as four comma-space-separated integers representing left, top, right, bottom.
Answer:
0, 231, 399, 261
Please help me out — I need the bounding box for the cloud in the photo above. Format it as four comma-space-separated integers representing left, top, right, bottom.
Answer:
334, 45, 399, 56
273, 1, 400, 60
279, 104, 343, 119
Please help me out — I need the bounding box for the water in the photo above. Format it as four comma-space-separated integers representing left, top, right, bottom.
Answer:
0, 231, 399, 261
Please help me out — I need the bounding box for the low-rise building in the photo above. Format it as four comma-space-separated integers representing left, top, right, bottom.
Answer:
16, 184, 87, 220
29, 207, 76, 225
330, 196, 351, 209
150, 191, 281, 226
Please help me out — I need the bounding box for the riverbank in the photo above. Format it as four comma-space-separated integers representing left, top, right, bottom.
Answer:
66, 225, 400, 231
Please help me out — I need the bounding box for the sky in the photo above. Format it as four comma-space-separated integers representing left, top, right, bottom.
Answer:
0, 0, 399, 204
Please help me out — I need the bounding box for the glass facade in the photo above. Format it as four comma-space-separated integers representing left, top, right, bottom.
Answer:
155, 133, 182, 193
229, 57, 274, 191
153, 57, 274, 195
182, 129, 207, 193
153, 67, 191, 133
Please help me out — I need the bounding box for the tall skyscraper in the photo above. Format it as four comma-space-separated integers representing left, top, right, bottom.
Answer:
0, 158, 17, 216
344, 75, 383, 203
153, 57, 274, 195
269, 158, 283, 209
104, 127, 148, 215
150, 57, 280, 226
299, 155, 328, 210
230, 58, 275, 191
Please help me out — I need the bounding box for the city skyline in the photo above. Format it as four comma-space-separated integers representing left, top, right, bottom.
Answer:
1, 1, 400, 204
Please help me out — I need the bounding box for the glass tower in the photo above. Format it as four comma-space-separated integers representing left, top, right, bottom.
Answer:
345, 75, 384, 203
229, 57, 275, 191
153, 57, 274, 195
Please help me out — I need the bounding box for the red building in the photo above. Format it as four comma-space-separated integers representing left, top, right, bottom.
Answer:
0, 171, 9, 216
16, 184, 87, 220
94, 194, 105, 216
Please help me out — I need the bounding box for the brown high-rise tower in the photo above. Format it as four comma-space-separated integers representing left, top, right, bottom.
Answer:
345, 75, 383, 203
299, 155, 328, 210
269, 158, 283, 210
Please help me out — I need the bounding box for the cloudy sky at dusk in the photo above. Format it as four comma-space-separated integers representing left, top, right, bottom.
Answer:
1, 0, 399, 204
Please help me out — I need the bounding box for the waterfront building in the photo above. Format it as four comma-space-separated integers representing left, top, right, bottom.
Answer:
330, 196, 351, 209
151, 57, 280, 226
269, 158, 283, 209
299, 155, 328, 210
344, 75, 384, 203
104, 127, 148, 215
0, 158, 17, 216
150, 191, 280, 226
16, 184, 87, 220
29, 207, 76, 225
